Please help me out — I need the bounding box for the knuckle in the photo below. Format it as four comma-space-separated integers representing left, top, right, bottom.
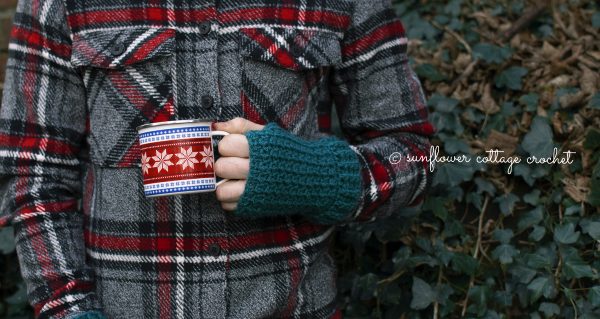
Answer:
232, 117, 246, 128
215, 187, 224, 200
238, 159, 250, 172
214, 158, 226, 175
215, 184, 228, 200
218, 136, 231, 150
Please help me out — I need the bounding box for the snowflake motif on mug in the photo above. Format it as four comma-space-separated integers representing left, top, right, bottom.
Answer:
175, 147, 199, 170
141, 152, 152, 175
200, 145, 213, 168
152, 149, 174, 173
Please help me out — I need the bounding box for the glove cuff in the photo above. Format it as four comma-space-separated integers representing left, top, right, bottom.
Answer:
235, 122, 362, 224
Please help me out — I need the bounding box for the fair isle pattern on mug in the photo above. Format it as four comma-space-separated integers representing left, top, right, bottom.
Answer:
0, 0, 434, 318
139, 125, 218, 196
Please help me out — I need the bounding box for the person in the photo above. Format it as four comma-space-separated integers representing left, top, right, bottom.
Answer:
0, 0, 434, 318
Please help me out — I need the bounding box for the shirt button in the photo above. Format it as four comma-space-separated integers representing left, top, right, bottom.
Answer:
208, 243, 221, 256
110, 43, 126, 56
201, 95, 214, 109
199, 22, 212, 35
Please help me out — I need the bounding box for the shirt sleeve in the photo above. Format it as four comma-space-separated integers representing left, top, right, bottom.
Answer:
329, 0, 436, 223
0, 0, 103, 317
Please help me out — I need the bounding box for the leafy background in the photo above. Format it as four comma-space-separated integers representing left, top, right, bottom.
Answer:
1, 0, 600, 318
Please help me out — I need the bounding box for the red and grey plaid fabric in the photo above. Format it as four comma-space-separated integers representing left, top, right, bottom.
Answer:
0, 0, 434, 318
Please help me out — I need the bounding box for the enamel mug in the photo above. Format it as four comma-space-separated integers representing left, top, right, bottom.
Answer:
136, 119, 228, 197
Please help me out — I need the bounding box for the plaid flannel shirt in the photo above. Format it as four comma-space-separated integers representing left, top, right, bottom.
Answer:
0, 0, 434, 318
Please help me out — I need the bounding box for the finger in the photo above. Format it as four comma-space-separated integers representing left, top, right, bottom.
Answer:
215, 179, 245, 203
217, 134, 249, 157
214, 157, 249, 179
221, 201, 238, 211
214, 117, 264, 134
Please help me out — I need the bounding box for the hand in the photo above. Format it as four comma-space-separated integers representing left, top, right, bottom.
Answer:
213, 118, 264, 211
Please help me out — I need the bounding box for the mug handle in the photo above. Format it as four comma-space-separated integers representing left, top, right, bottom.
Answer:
211, 130, 230, 187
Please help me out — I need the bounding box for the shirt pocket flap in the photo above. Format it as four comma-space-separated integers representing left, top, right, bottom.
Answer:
239, 27, 342, 71
71, 28, 176, 69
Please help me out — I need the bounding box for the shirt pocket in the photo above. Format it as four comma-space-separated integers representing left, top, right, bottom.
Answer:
70, 27, 177, 167
238, 27, 342, 124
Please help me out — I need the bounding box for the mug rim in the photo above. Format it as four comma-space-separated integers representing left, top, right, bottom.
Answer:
136, 118, 214, 132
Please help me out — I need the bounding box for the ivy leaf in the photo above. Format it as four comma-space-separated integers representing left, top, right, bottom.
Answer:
468, 285, 491, 308
520, 93, 539, 111
514, 163, 536, 186
352, 273, 379, 300
509, 265, 537, 284
589, 92, 600, 109
495, 66, 528, 90
529, 225, 546, 242
584, 128, 600, 150
588, 286, 600, 307
518, 206, 544, 232
523, 189, 541, 206
494, 193, 519, 216
415, 63, 447, 82
491, 244, 519, 264
553, 223, 580, 244
411, 277, 436, 310
379, 283, 403, 305
525, 253, 552, 270
443, 0, 463, 16
5, 283, 28, 305
538, 302, 560, 318
0, 227, 16, 254
494, 290, 513, 307
522, 116, 555, 158
444, 137, 472, 154
405, 15, 440, 40
492, 229, 514, 244
527, 276, 556, 303
451, 253, 479, 276
588, 179, 600, 206
433, 161, 477, 187
428, 93, 460, 113
474, 177, 496, 195
424, 197, 448, 220
561, 246, 594, 280
580, 221, 600, 240
563, 260, 594, 280
433, 240, 454, 267
593, 12, 600, 28
472, 43, 513, 64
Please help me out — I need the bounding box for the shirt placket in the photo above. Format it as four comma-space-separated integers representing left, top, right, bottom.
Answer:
175, 3, 221, 121
172, 2, 228, 318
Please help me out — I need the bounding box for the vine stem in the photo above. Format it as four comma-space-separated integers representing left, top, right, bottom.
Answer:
462, 195, 490, 316
474, 196, 490, 259
433, 266, 443, 319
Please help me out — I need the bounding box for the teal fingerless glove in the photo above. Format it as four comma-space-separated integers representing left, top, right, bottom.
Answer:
65, 311, 107, 319
235, 122, 363, 224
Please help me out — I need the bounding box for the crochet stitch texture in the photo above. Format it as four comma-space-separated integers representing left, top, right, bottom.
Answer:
65, 311, 107, 319
236, 122, 363, 224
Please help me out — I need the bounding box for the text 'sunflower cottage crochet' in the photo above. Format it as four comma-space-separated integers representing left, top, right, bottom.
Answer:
236, 123, 363, 225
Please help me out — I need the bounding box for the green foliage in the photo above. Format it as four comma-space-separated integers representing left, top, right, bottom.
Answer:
335, 1, 600, 318
522, 117, 555, 158
415, 64, 447, 82
495, 66, 529, 90
472, 43, 513, 64
593, 12, 600, 28
590, 92, 600, 109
